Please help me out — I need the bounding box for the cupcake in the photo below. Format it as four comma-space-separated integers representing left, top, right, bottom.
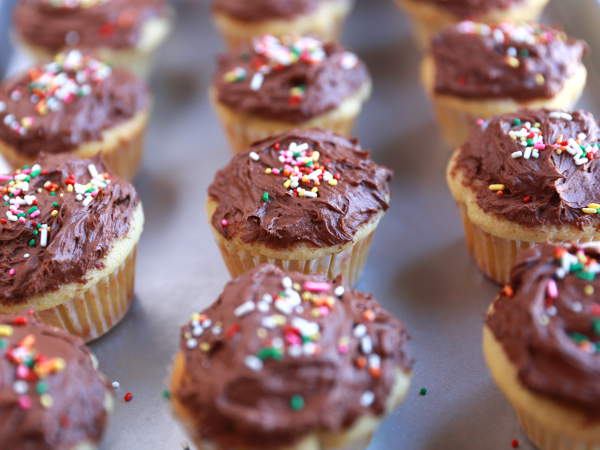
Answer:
207, 128, 392, 285
12, 0, 172, 77
0, 154, 144, 342
396, 0, 549, 48
422, 21, 588, 148
0, 49, 150, 181
447, 108, 600, 284
171, 264, 413, 450
211, 34, 371, 153
484, 243, 600, 450
0, 314, 113, 449
212, 0, 354, 50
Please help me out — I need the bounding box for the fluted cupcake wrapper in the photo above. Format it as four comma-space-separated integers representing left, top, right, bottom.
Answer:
34, 248, 137, 343
457, 203, 598, 284
212, 230, 376, 286
98, 123, 145, 181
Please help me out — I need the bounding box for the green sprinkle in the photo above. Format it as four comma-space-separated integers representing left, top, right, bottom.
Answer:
513, 118, 521, 126
0, 339, 7, 350
30, 170, 40, 177
593, 319, 600, 336
290, 394, 305, 411
570, 332, 587, 344
50, 192, 56, 197
576, 271, 596, 281
36, 381, 48, 394
257, 347, 283, 361
419, 388, 428, 396
520, 49, 530, 57
162, 390, 171, 400
570, 263, 584, 272
526, 138, 534, 146
596, 342, 600, 353
28, 239, 36, 246
27, 206, 38, 214
262, 192, 269, 202
52, 202, 59, 208
32, 230, 39, 236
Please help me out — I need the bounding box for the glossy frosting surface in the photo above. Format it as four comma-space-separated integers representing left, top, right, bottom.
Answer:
213, 0, 325, 22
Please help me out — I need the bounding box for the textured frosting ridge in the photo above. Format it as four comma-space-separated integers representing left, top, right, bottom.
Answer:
213, 0, 323, 22
214, 35, 370, 122
0, 154, 139, 303
14, 0, 169, 52
0, 314, 112, 448
415, 0, 524, 18
431, 21, 586, 100
0, 49, 148, 157
488, 244, 600, 418
176, 264, 412, 448
453, 109, 600, 228
208, 128, 392, 249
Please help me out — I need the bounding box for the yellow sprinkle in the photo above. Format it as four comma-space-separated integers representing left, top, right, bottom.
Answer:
40, 394, 53, 409
535, 74, 545, 85
506, 57, 520, 68
51, 210, 58, 216
302, 292, 312, 300
67, 185, 73, 192
301, 176, 309, 183
257, 328, 268, 338
298, 189, 305, 197
191, 313, 200, 322
582, 208, 598, 214
264, 168, 272, 174
328, 179, 338, 186
200, 342, 211, 352
489, 184, 505, 191
585, 285, 595, 296
274, 315, 287, 326
53, 358, 66, 372
311, 308, 321, 318
292, 283, 301, 291
0, 325, 13, 336
184, 332, 192, 339
311, 187, 318, 193
588, 203, 600, 209
283, 180, 291, 189
312, 151, 320, 162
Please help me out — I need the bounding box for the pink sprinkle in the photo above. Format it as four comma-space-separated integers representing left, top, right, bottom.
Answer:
338, 344, 348, 354
319, 306, 330, 317
8, 269, 15, 276
303, 281, 331, 292
272, 168, 280, 175
17, 366, 29, 379
221, 219, 228, 227
30, 210, 40, 218
285, 333, 302, 346
534, 143, 545, 150
18, 218, 26, 224
0, 175, 12, 181
18, 396, 31, 409
547, 279, 558, 299
476, 119, 485, 126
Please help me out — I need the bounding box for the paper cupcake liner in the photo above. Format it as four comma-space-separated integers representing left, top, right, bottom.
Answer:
215, 106, 358, 154
458, 203, 597, 284
34, 247, 137, 343
213, 231, 375, 286
514, 405, 600, 450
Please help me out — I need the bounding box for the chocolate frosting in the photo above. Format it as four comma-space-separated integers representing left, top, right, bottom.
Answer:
452, 109, 600, 228
175, 264, 412, 448
414, 0, 523, 18
0, 50, 148, 157
208, 128, 392, 249
0, 314, 112, 449
213, 0, 322, 22
214, 35, 370, 123
488, 244, 600, 418
14, 0, 169, 52
431, 22, 587, 100
0, 154, 139, 303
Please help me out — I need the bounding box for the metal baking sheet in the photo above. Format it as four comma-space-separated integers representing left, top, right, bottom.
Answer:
2, 1, 599, 448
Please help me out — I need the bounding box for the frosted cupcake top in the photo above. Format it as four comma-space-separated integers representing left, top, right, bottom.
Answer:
0, 50, 148, 157
0, 154, 139, 303
413, 0, 525, 18
488, 243, 600, 418
213, 0, 331, 22
208, 129, 392, 249
451, 109, 600, 228
13, 0, 169, 52
431, 21, 587, 100
175, 264, 412, 448
213, 35, 370, 123
0, 314, 113, 448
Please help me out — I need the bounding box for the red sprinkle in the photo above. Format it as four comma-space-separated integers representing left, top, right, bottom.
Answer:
226, 323, 240, 339
124, 392, 133, 402
12, 316, 28, 326
511, 439, 519, 448
522, 196, 531, 203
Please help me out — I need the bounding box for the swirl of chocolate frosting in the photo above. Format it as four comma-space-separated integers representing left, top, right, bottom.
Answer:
0, 154, 139, 303
0, 314, 112, 448
488, 243, 600, 418
208, 128, 392, 249
451, 109, 600, 228
175, 264, 412, 448
213, 35, 370, 123
431, 22, 587, 100
0, 49, 148, 157
412, 0, 524, 18
13, 0, 169, 52
213, 0, 324, 22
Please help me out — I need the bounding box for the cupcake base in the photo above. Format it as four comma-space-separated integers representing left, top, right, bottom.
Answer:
13, 15, 173, 77
0, 108, 150, 181
447, 152, 600, 284
0, 204, 144, 342
212, 0, 354, 51
211, 83, 371, 153
207, 200, 382, 286
170, 352, 412, 450
421, 57, 587, 149
395, 0, 550, 49
483, 326, 600, 450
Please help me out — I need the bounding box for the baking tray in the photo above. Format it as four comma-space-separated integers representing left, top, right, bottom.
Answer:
2, 0, 599, 448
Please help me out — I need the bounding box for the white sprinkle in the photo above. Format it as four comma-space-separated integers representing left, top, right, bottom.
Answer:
538, 315, 550, 326
191, 325, 203, 337
112, 381, 120, 390
212, 326, 222, 335
262, 294, 273, 303
249, 152, 260, 161
549, 111, 573, 121
23, 253, 29, 258
547, 306, 557, 316
13, 380, 28, 395
341, 52, 358, 69
0, 101, 5, 112
353, 324, 367, 338
303, 342, 318, 355
82, 195, 94, 207
369, 354, 381, 369
288, 345, 302, 358
40, 225, 48, 247
257, 301, 270, 312
245, 355, 263, 371
186, 338, 198, 349
334, 286, 345, 297
532, 149, 539, 159
250, 73, 264, 91
234, 300, 255, 317
360, 391, 375, 407
511, 151, 523, 159
88, 164, 99, 178
272, 337, 284, 349
282, 277, 293, 289
361, 336, 373, 354
572, 301, 583, 313
524, 147, 532, 159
